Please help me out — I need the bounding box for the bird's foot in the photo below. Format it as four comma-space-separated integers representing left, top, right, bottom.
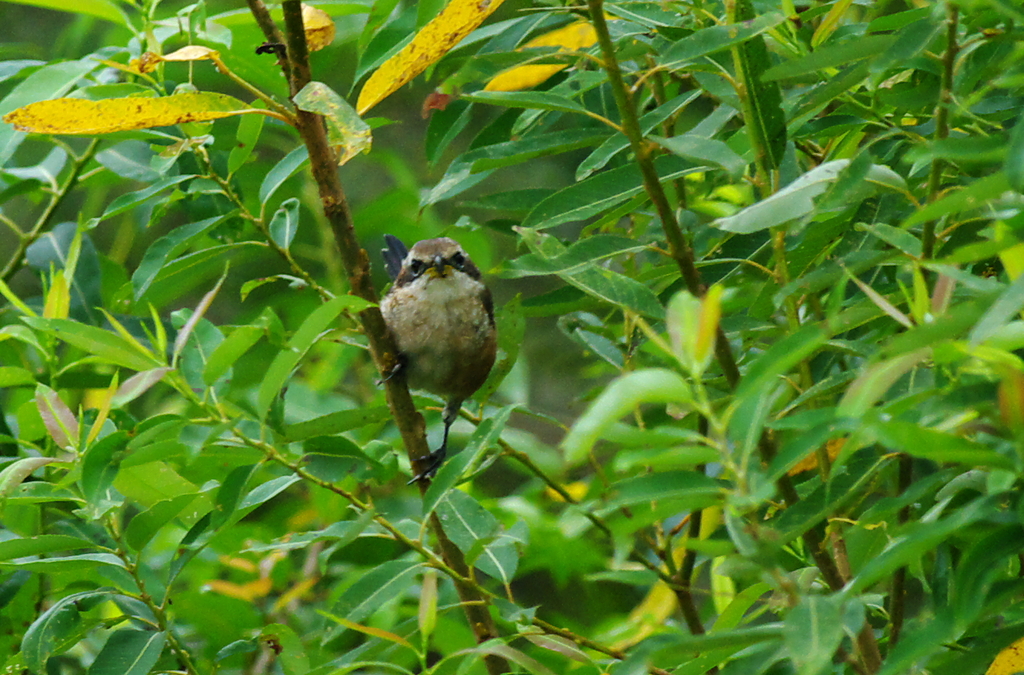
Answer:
376, 357, 405, 386
407, 446, 448, 485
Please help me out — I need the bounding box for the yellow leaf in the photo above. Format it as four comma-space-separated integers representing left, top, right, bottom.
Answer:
302, 3, 336, 51
322, 613, 415, 650
485, 20, 598, 92
788, 438, 845, 476
356, 0, 505, 114
206, 577, 272, 602
162, 45, 220, 62
3, 92, 258, 135
987, 635, 1024, 675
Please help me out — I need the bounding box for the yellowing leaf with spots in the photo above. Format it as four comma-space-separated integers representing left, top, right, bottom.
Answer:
3, 92, 261, 135
988, 636, 1024, 675
485, 20, 597, 92
294, 81, 371, 165
302, 4, 336, 51
356, 0, 505, 114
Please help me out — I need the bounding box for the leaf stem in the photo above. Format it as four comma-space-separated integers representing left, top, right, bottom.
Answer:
1, 139, 100, 282
922, 3, 959, 259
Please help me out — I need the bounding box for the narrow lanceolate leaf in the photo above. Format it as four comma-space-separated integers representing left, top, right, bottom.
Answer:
330, 560, 422, 626
712, 160, 851, 233
485, 20, 598, 92
3, 92, 261, 135
562, 369, 693, 465
35, 384, 78, 449
357, 0, 505, 114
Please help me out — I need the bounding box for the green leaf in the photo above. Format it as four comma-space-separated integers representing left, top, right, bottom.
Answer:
23, 317, 160, 371
1, 552, 125, 573
522, 155, 703, 230
562, 369, 693, 466
423, 405, 515, 513
651, 134, 746, 177
259, 145, 309, 206
283, 406, 393, 441
871, 420, 1014, 469
257, 294, 373, 417
462, 90, 590, 116
844, 497, 996, 596
503, 235, 647, 277
269, 197, 300, 250
517, 230, 665, 318
228, 111, 265, 175
735, 324, 829, 402
659, 12, 786, 68
784, 596, 845, 675
99, 175, 196, 222
436, 489, 519, 583
0, 534, 96, 561
600, 470, 723, 512
2, 0, 127, 25
21, 589, 114, 673
131, 214, 232, 300
762, 34, 897, 81
330, 559, 421, 627
712, 160, 850, 233
462, 129, 609, 173
730, 0, 786, 170
837, 349, 931, 418
88, 630, 165, 675
125, 492, 204, 551
258, 624, 308, 675
901, 172, 1011, 228
203, 324, 264, 385
968, 272, 1024, 346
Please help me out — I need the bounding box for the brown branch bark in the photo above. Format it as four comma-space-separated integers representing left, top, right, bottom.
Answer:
246, 3, 508, 672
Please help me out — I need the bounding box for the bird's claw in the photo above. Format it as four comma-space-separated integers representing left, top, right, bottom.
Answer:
407, 446, 448, 485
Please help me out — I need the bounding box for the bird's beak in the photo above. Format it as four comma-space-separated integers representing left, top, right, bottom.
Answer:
431, 255, 449, 278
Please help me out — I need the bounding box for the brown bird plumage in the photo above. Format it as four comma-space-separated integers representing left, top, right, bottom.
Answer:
380, 236, 497, 481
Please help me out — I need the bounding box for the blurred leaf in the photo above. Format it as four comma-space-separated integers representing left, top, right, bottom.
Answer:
763, 35, 897, 81
562, 369, 693, 466
330, 559, 422, 627
784, 595, 844, 675
659, 12, 785, 68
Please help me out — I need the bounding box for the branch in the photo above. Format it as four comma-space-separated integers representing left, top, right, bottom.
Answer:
249, 3, 508, 672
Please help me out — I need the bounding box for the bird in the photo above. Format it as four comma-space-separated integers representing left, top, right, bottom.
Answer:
380, 235, 497, 483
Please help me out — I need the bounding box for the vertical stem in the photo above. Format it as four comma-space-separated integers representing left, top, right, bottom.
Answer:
921, 3, 959, 259
268, 4, 508, 673
889, 454, 913, 645
585, 0, 740, 388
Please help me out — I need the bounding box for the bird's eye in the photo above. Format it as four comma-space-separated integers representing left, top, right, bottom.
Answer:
450, 251, 466, 270
408, 259, 425, 277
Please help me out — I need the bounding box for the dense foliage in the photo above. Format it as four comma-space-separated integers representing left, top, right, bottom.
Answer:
2, 1, 1024, 674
